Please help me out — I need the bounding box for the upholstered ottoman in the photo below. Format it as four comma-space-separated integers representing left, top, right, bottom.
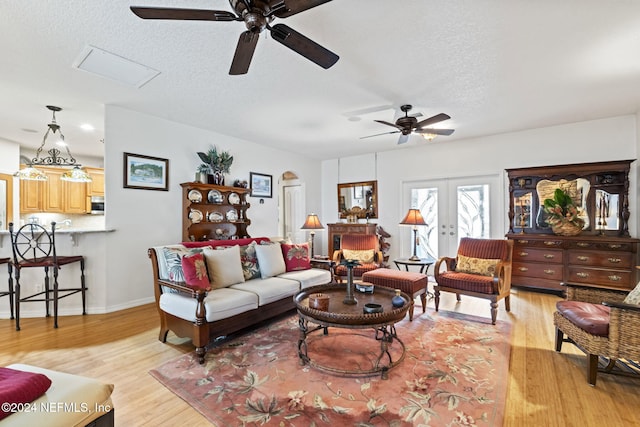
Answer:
362, 269, 429, 321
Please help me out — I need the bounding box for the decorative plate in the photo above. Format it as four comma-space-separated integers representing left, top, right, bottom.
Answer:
208, 211, 224, 222
208, 190, 223, 204
228, 192, 240, 205
226, 209, 238, 222
189, 209, 203, 223
188, 189, 202, 203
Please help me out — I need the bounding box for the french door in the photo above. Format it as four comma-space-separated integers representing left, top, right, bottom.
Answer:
402, 174, 502, 262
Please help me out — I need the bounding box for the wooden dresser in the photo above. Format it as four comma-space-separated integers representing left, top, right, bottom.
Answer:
327, 223, 377, 257
507, 233, 639, 293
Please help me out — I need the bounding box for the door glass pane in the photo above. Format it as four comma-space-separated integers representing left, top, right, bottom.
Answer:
411, 187, 438, 259
457, 184, 490, 241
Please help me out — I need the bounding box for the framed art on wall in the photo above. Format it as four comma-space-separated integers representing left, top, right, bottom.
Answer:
123, 152, 169, 191
250, 172, 272, 198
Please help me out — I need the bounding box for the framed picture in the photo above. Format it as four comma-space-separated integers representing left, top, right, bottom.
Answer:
250, 172, 272, 198
123, 152, 169, 191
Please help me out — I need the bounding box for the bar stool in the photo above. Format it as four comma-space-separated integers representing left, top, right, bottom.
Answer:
0, 257, 13, 319
9, 222, 86, 330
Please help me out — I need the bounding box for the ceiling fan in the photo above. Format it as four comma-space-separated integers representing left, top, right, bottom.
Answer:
130, 0, 339, 75
361, 104, 455, 145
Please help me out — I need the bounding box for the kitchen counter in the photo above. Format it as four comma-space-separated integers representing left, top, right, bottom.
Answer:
0, 228, 115, 246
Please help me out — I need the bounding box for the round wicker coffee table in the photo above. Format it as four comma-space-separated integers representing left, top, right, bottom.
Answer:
294, 283, 411, 379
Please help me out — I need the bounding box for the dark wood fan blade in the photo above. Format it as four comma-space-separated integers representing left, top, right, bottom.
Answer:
272, 0, 333, 18
269, 23, 339, 69
229, 31, 260, 75
415, 113, 451, 129
374, 119, 403, 131
415, 128, 455, 136
397, 134, 410, 144
360, 130, 400, 139
130, 7, 238, 21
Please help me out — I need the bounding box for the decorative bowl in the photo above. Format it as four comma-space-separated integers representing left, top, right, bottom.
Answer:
363, 303, 383, 314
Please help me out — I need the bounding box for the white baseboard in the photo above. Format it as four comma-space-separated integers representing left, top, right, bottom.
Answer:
0, 297, 155, 319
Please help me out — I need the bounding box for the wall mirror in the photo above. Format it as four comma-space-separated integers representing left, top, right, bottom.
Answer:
0, 173, 14, 231
337, 180, 378, 219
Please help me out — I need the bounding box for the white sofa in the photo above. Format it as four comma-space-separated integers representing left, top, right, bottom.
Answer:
148, 237, 331, 363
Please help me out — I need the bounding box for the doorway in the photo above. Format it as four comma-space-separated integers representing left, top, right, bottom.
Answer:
402, 174, 503, 261
280, 172, 306, 243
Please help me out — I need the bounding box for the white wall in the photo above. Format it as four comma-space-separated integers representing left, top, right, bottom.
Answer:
321, 115, 639, 263
103, 106, 322, 309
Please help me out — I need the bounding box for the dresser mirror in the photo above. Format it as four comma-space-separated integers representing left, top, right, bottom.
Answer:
337, 180, 378, 219
506, 160, 633, 236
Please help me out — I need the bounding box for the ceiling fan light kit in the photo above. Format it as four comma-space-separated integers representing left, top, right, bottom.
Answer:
361, 104, 455, 145
131, 0, 339, 75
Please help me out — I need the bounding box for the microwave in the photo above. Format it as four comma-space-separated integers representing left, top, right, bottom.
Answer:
90, 196, 105, 215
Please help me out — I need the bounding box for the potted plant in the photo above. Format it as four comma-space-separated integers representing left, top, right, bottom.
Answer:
197, 145, 233, 185
543, 188, 585, 236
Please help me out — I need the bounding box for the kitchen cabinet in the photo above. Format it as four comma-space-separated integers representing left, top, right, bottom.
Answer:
85, 167, 104, 196
19, 165, 93, 214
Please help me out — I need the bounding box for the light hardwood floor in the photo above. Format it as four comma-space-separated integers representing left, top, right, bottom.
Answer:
1, 287, 639, 426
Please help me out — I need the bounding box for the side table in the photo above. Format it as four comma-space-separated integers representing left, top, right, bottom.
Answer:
310, 257, 336, 282
393, 257, 436, 274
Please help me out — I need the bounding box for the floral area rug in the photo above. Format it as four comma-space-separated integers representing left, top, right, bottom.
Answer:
149, 311, 512, 426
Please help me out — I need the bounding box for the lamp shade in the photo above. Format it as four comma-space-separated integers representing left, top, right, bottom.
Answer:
400, 208, 427, 226
61, 166, 93, 183
301, 213, 324, 230
14, 166, 48, 181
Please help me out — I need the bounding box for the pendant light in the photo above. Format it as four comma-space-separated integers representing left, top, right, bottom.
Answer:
15, 105, 92, 183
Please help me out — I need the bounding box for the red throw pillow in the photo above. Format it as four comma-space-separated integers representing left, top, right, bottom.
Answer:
181, 252, 211, 290
281, 243, 311, 272
0, 367, 52, 420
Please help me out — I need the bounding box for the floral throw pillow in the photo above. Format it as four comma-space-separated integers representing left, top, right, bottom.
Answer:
623, 281, 640, 305
181, 252, 210, 290
281, 243, 311, 272
239, 241, 261, 280
161, 246, 209, 282
455, 254, 500, 277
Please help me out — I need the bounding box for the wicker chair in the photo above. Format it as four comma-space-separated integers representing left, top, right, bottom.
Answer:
554, 282, 640, 386
333, 234, 383, 282
433, 237, 513, 324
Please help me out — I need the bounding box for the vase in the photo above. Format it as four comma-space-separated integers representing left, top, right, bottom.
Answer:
392, 289, 406, 308
343, 265, 357, 305
208, 171, 225, 185
551, 220, 583, 236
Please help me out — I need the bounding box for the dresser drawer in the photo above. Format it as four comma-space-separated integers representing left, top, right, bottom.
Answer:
513, 262, 563, 280
567, 241, 635, 252
512, 238, 563, 249
513, 247, 563, 263
568, 251, 633, 269
567, 267, 632, 288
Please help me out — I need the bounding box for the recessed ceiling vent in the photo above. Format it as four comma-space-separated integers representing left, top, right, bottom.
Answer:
72, 45, 160, 88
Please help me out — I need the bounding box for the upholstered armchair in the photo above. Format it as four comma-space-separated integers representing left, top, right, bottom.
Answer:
333, 234, 383, 282
554, 282, 640, 386
433, 237, 513, 324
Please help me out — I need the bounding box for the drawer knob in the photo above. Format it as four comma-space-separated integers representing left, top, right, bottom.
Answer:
577, 272, 589, 278
519, 251, 529, 257
544, 254, 555, 259
608, 275, 622, 281
517, 240, 529, 244
544, 269, 555, 275
608, 244, 622, 249
577, 242, 590, 247
608, 258, 622, 264
518, 267, 529, 272
544, 241, 558, 246
577, 256, 589, 261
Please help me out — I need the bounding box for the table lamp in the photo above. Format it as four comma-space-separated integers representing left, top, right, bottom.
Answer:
301, 213, 324, 258
400, 208, 427, 261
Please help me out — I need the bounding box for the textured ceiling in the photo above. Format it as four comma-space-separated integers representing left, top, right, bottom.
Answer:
2, 1, 640, 160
